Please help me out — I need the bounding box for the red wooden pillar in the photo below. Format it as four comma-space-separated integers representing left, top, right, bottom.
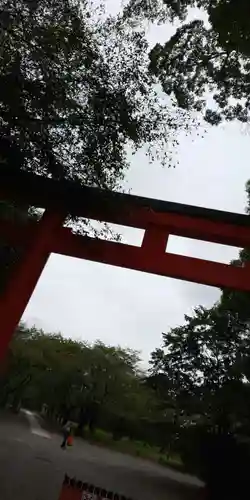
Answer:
0, 209, 66, 361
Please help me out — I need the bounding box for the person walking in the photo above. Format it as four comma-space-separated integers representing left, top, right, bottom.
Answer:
61, 422, 71, 450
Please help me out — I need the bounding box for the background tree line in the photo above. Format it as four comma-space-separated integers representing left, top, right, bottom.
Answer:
0, 322, 180, 463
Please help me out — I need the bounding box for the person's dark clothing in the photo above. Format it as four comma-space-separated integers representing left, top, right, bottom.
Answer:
61, 424, 71, 449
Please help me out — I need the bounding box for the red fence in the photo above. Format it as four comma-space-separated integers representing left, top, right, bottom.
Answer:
58, 475, 132, 500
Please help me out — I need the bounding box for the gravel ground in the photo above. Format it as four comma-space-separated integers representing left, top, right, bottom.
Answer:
0, 411, 203, 500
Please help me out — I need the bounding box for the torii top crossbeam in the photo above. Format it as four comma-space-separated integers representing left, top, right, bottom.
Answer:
1, 166, 249, 234
0, 166, 249, 360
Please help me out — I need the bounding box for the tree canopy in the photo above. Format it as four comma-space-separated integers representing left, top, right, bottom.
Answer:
0, 0, 194, 291
0, 0, 190, 188
125, 0, 250, 125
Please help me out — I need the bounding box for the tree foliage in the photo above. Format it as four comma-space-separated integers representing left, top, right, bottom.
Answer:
149, 179, 250, 495
126, 0, 250, 125
0, 0, 190, 187
151, 304, 250, 427
0, 323, 161, 440
0, 0, 193, 293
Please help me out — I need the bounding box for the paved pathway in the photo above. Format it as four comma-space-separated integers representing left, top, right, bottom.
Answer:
0, 411, 203, 500
22, 409, 51, 438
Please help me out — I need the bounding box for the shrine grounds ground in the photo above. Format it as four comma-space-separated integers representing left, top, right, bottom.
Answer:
0, 411, 203, 500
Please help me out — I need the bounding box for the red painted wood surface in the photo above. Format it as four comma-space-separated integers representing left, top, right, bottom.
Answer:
0, 166, 250, 359
0, 217, 249, 292
51, 229, 250, 292
0, 210, 65, 361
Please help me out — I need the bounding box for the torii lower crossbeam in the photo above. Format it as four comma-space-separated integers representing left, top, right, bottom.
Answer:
0, 166, 249, 360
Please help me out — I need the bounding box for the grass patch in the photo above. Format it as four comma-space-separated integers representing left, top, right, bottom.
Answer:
81, 427, 184, 471
40, 414, 185, 472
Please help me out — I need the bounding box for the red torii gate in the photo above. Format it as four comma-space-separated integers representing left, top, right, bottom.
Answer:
0, 166, 250, 361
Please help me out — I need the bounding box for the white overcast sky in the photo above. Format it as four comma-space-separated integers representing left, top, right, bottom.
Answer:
23, 1, 250, 364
